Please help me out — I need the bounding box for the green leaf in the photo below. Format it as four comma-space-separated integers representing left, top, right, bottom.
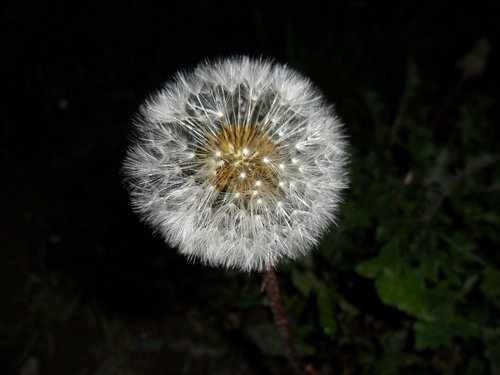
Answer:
94, 357, 121, 375
481, 267, 500, 299
457, 38, 490, 77
342, 200, 373, 229
291, 270, 339, 337
485, 331, 500, 374
136, 339, 165, 351
440, 234, 484, 265
467, 357, 488, 375
291, 270, 316, 296
317, 290, 337, 337
414, 316, 478, 351
375, 268, 435, 321
376, 329, 427, 374
356, 238, 400, 279
243, 321, 285, 356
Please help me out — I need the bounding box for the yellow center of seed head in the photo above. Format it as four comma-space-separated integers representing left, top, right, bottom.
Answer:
205, 125, 280, 197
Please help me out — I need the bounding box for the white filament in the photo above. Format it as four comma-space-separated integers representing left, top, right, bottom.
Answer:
123, 57, 348, 272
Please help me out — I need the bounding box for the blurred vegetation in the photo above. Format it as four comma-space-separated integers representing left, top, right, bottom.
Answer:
282, 43, 500, 374
1, 1, 499, 374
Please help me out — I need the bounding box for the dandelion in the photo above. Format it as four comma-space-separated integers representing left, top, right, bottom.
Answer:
123, 57, 348, 272
123, 57, 348, 373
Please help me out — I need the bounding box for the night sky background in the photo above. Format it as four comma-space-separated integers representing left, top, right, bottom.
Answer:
2, 1, 500, 374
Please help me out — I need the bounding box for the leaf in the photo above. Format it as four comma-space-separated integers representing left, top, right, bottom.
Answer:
484, 331, 500, 374
457, 38, 490, 78
355, 238, 400, 279
375, 268, 435, 321
136, 339, 165, 351
342, 200, 373, 229
414, 316, 478, 351
243, 321, 285, 356
440, 234, 484, 265
481, 267, 500, 299
291, 269, 316, 296
466, 357, 488, 375
291, 270, 338, 336
389, 59, 420, 144
94, 357, 121, 375
376, 329, 427, 374
317, 289, 337, 337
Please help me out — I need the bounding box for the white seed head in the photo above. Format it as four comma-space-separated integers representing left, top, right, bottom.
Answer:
123, 56, 348, 272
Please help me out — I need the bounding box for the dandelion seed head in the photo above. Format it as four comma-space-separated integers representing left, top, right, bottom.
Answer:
123, 57, 348, 272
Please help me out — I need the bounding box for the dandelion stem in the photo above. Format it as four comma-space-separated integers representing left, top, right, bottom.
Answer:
263, 268, 304, 374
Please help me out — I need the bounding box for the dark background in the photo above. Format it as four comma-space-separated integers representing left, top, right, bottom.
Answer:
2, 1, 500, 374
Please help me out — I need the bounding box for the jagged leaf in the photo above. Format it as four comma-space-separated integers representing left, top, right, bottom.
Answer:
375, 268, 435, 321
414, 316, 478, 351
356, 238, 400, 279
